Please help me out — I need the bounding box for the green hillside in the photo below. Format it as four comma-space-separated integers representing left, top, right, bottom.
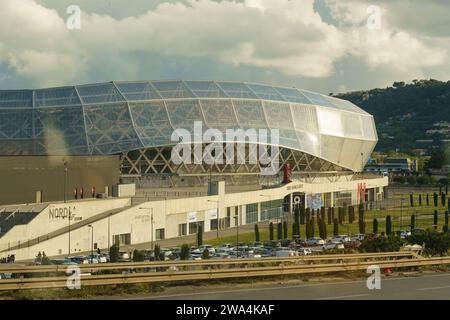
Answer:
335, 79, 450, 153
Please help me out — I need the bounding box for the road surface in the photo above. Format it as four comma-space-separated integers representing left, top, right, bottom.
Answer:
128, 273, 450, 300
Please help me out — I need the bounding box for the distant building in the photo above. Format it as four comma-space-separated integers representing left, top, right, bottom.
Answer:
365, 157, 417, 174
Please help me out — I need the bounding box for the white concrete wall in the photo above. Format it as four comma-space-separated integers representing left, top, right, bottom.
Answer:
3, 177, 388, 261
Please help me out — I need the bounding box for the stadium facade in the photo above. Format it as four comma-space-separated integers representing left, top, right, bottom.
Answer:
0, 81, 387, 261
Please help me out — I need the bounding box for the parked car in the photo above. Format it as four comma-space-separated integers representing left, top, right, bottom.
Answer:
351, 234, 365, 241
67, 256, 89, 264
119, 251, 131, 262
306, 237, 325, 246
218, 243, 234, 251
51, 258, 77, 265
199, 245, 216, 254
400, 230, 412, 239
297, 248, 312, 256
332, 235, 351, 243
323, 241, 345, 250
276, 250, 297, 257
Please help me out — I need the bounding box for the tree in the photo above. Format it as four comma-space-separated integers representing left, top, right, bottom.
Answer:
434, 192, 439, 207
154, 244, 161, 261
441, 192, 446, 207
411, 214, 416, 230
300, 206, 306, 225
269, 222, 274, 240
445, 211, 449, 227
386, 215, 392, 235
419, 194, 422, 206
197, 225, 203, 246
277, 223, 282, 240
283, 221, 288, 239
319, 219, 327, 240
202, 249, 210, 260
41, 252, 51, 265
321, 206, 326, 221
338, 207, 343, 224
410, 193, 414, 207
180, 244, 190, 260
254, 224, 260, 242
109, 243, 120, 263
407, 176, 416, 185
373, 218, 379, 234
426, 194, 430, 206
132, 249, 144, 262
327, 207, 332, 225
292, 223, 299, 238
427, 148, 446, 169
333, 218, 339, 236
306, 208, 311, 223
443, 225, 448, 233
309, 218, 315, 238
294, 207, 300, 227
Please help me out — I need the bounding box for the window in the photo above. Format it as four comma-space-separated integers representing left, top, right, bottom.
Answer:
114, 233, 131, 245
156, 228, 165, 240
210, 219, 218, 230
246, 203, 258, 224
261, 200, 283, 221
178, 223, 187, 236
189, 221, 204, 234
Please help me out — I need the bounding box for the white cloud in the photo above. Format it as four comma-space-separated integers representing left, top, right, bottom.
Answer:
0, 0, 448, 88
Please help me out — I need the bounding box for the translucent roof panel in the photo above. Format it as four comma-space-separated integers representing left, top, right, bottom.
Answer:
216, 82, 258, 99
185, 81, 229, 98
324, 95, 368, 115
291, 104, 319, 133
115, 81, 162, 101
361, 115, 377, 141
35, 87, 81, 107
0, 109, 33, 139
233, 100, 267, 128
273, 87, 312, 104
299, 90, 336, 109
0, 90, 33, 108
76, 83, 125, 104
246, 84, 285, 101
151, 81, 195, 99
341, 112, 363, 139
262, 101, 294, 130
200, 99, 238, 129
316, 107, 344, 137
165, 100, 204, 129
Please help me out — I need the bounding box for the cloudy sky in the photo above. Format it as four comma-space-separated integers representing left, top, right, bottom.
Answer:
0, 0, 448, 94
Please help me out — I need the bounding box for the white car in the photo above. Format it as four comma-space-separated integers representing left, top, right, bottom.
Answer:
332, 235, 351, 243
275, 250, 297, 257
218, 244, 234, 252
199, 245, 216, 254
297, 248, 312, 256
400, 231, 411, 239
323, 241, 345, 250
351, 234, 365, 241
306, 237, 325, 246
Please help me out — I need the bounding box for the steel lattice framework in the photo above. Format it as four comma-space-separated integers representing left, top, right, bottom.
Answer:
0, 80, 378, 174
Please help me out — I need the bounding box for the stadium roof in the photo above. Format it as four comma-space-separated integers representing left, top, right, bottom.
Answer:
0, 80, 377, 171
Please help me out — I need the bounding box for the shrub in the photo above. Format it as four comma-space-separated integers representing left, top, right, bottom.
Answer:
393, 176, 406, 184
180, 244, 190, 260
434, 210, 438, 228
446, 211, 449, 227
202, 249, 210, 260
359, 235, 404, 253
109, 243, 120, 263
132, 249, 144, 262
408, 230, 450, 256
407, 176, 417, 185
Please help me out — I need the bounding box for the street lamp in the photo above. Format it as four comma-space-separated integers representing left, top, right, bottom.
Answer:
88, 225, 93, 263
139, 207, 154, 249
63, 160, 68, 203
207, 199, 220, 238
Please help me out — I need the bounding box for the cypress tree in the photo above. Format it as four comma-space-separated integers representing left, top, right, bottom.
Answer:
426, 194, 430, 206
333, 218, 339, 236
197, 225, 203, 246
338, 207, 343, 224
359, 217, 366, 234
419, 194, 422, 206
445, 211, 449, 227
443, 225, 448, 233
321, 207, 325, 221
434, 192, 438, 207
386, 215, 392, 235
254, 224, 260, 242
410, 214, 416, 230
441, 192, 446, 207
292, 223, 298, 237
331, 207, 335, 222
294, 206, 300, 226
410, 193, 414, 207
373, 218, 378, 234
319, 219, 327, 240
306, 208, 311, 223
283, 221, 288, 239
300, 206, 306, 225
310, 216, 315, 237
277, 222, 282, 240
327, 207, 332, 225
269, 222, 274, 240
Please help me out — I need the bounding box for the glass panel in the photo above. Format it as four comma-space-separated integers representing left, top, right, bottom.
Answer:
296, 131, 321, 156
34, 106, 88, 154
233, 100, 266, 128
129, 102, 173, 147
320, 135, 344, 165
317, 107, 344, 137
299, 90, 336, 109
325, 95, 367, 114
340, 138, 364, 170
115, 81, 162, 100
361, 115, 377, 140
35, 87, 81, 107
273, 87, 312, 104
200, 99, 238, 129
216, 82, 258, 99
262, 101, 293, 129
0, 90, 32, 108
291, 104, 318, 132
165, 100, 204, 131
83, 103, 141, 154
151, 81, 195, 99
0, 109, 33, 139
278, 129, 299, 150
341, 112, 363, 139
76, 83, 125, 104
185, 81, 228, 98
246, 83, 285, 101
0, 140, 35, 156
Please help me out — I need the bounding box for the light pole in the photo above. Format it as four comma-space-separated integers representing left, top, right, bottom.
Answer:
88, 225, 93, 263
63, 160, 68, 203
68, 209, 71, 256
361, 152, 364, 180
139, 207, 154, 249
400, 197, 405, 232
208, 199, 220, 238
234, 213, 239, 251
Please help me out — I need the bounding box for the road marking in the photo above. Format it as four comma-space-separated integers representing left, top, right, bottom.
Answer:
417, 285, 450, 291
315, 294, 370, 300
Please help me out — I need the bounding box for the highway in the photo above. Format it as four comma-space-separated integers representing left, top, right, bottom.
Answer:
129, 273, 450, 300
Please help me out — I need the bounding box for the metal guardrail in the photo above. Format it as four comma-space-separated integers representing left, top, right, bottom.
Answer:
0, 251, 441, 291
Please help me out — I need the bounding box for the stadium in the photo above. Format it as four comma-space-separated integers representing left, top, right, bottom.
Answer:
0, 81, 388, 261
